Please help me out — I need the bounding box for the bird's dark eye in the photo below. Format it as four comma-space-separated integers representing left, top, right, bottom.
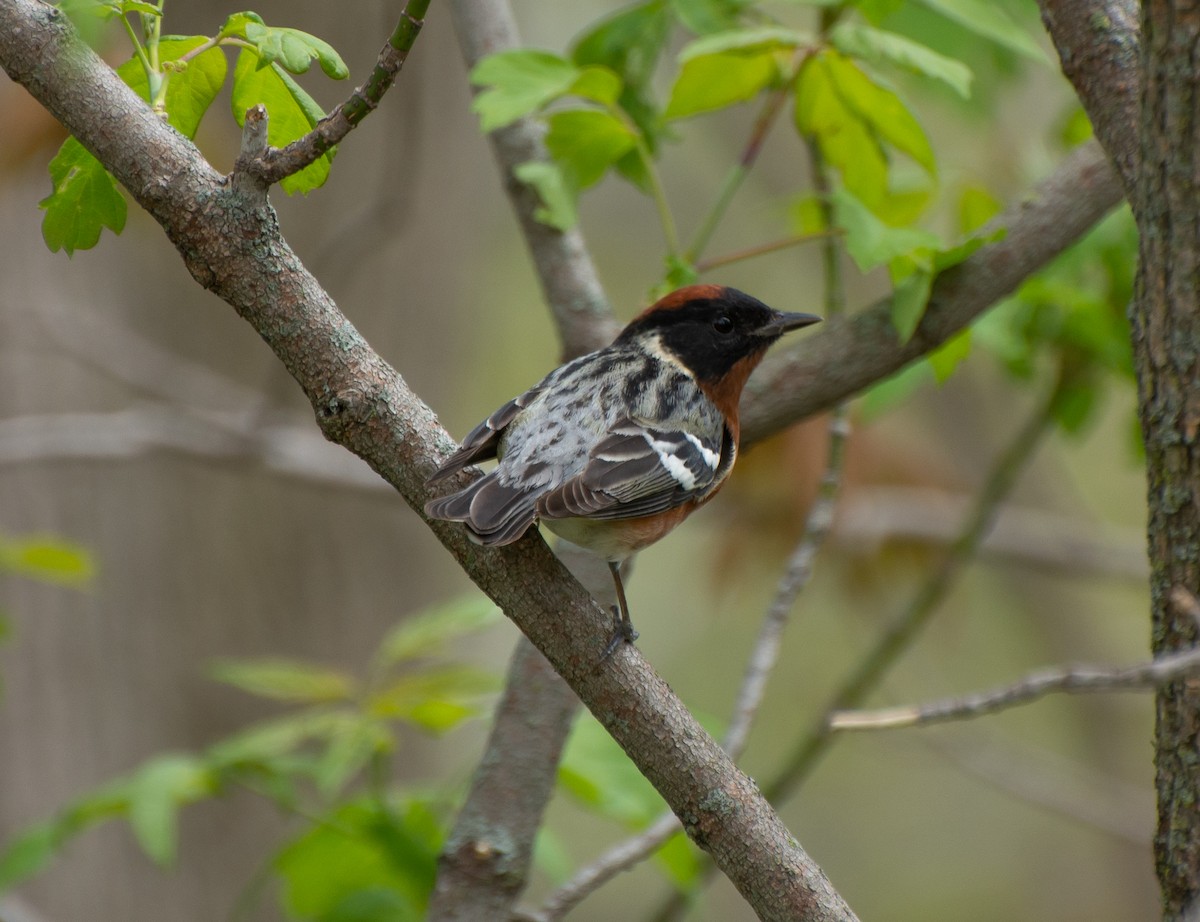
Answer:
712, 315, 734, 334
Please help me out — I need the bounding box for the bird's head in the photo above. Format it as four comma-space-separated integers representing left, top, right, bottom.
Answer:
617, 284, 820, 391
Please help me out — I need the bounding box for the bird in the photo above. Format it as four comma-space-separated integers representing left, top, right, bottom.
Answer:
425, 284, 820, 655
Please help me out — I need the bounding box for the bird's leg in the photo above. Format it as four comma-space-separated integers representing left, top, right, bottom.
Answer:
601, 559, 638, 658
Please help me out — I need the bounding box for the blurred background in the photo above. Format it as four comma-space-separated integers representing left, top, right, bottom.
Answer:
0, 2, 1153, 920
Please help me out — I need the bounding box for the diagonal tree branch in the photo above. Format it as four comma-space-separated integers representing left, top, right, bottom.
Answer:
0, 4, 856, 919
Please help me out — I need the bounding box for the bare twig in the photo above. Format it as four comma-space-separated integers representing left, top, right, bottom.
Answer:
242, 1, 431, 185
830, 647, 1200, 730
765, 364, 1073, 804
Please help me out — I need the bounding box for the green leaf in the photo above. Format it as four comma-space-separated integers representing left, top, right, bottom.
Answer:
231, 50, 333, 194
312, 719, 393, 796
209, 657, 355, 703
571, 1, 670, 144
655, 830, 703, 888
957, 183, 1003, 234
927, 328, 972, 382
39, 137, 126, 255
831, 187, 939, 272
243, 22, 349, 79
568, 65, 623, 106
275, 799, 439, 919
671, 0, 747, 34
914, 0, 1047, 61
368, 667, 499, 732
558, 716, 664, 828
514, 160, 577, 231
859, 361, 933, 419
376, 596, 501, 668
126, 755, 216, 866
677, 26, 810, 61
545, 108, 637, 190
830, 21, 973, 99
890, 263, 934, 341
664, 47, 781, 120
117, 36, 227, 139
0, 535, 94, 587
205, 709, 352, 769
824, 51, 936, 176
0, 821, 62, 889
795, 52, 888, 209
469, 50, 581, 131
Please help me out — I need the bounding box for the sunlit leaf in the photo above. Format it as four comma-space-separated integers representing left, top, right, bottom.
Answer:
568, 65, 623, 106
824, 51, 936, 175
665, 45, 782, 120
117, 36, 227, 138
545, 108, 637, 190
830, 21, 972, 98
677, 26, 809, 61
243, 22, 349, 79
914, 0, 1047, 61
572, 1, 670, 144
470, 50, 580, 131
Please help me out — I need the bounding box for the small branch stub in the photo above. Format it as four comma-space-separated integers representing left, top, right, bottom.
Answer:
232, 103, 271, 199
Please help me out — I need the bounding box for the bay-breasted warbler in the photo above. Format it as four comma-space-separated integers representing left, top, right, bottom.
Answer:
425, 284, 820, 653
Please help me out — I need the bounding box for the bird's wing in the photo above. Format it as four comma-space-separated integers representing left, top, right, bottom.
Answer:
425, 382, 547, 485
537, 418, 731, 522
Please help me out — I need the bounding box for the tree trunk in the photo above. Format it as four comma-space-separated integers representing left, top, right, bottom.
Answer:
1135, 3, 1200, 918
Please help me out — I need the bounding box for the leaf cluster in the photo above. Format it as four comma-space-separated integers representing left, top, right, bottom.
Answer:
42, 3, 350, 254
468, 0, 1042, 346
0, 596, 502, 920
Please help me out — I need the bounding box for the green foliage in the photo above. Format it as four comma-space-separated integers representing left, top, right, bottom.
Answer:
0, 596, 501, 913
976, 207, 1136, 433
41, 3, 350, 252
275, 798, 442, 921
40, 138, 128, 255
467, 0, 1027, 298
0, 534, 95, 588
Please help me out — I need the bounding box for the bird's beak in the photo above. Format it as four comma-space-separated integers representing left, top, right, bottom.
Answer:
759, 311, 822, 336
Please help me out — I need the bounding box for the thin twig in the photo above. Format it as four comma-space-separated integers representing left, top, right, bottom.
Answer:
693, 230, 837, 274
764, 362, 1074, 804
243, 1, 430, 185
830, 647, 1200, 730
